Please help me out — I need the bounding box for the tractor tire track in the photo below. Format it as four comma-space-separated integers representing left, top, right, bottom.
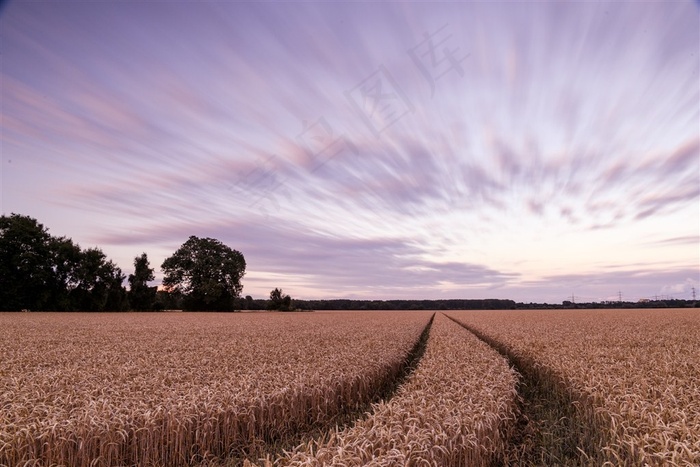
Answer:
445, 314, 598, 466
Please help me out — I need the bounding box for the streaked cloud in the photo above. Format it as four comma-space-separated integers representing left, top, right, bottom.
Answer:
2, 1, 698, 302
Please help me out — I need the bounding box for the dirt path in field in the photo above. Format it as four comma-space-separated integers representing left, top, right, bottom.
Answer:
301, 311, 436, 429
216, 313, 436, 467
269, 312, 435, 465
445, 314, 596, 466
376, 312, 435, 401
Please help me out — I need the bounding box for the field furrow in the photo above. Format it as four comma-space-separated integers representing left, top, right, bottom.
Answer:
448, 309, 700, 466
277, 313, 519, 467
0, 312, 431, 467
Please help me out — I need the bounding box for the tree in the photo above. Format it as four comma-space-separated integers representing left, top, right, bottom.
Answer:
161, 236, 246, 311
69, 247, 127, 311
0, 214, 56, 310
49, 236, 82, 310
268, 287, 293, 311
155, 289, 181, 310
128, 253, 156, 310
1, 214, 128, 311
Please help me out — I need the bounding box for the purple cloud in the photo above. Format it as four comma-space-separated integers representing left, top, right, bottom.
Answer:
2, 1, 697, 303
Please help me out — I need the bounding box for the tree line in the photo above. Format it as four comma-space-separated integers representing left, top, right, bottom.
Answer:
3, 214, 696, 312
1, 214, 128, 311
288, 298, 517, 311
0, 214, 248, 311
232, 297, 698, 311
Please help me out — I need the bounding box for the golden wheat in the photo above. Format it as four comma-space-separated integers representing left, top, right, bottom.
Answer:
6, 309, 693, 467
448, 308, 700, 466
278, 313, 519, 466
0, 311, 431, 467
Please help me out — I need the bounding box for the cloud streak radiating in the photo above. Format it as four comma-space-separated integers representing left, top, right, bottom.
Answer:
2, 1, 698, 302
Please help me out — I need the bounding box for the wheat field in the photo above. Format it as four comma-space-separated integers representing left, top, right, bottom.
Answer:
448, 308, 700, 466
0, 312, 430, 466
277, 313, 518, 466
1, 309, 698, 467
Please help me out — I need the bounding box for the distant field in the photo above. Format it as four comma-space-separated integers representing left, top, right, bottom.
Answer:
1, 309, 698, 466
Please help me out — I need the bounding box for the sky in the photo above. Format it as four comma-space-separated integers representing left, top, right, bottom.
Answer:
1, 1, 699, 304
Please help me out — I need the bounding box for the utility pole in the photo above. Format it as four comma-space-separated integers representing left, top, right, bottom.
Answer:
693, 287, 697, 302
618, 291, 622, 303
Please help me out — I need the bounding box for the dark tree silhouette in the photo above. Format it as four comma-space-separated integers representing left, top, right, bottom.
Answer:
1, 214, 56, 310
0, 214, 127, 311
69, 248, 127, 311
161, 236, 246, 311
268, 287, 293, 311
128, 253, 157, 310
